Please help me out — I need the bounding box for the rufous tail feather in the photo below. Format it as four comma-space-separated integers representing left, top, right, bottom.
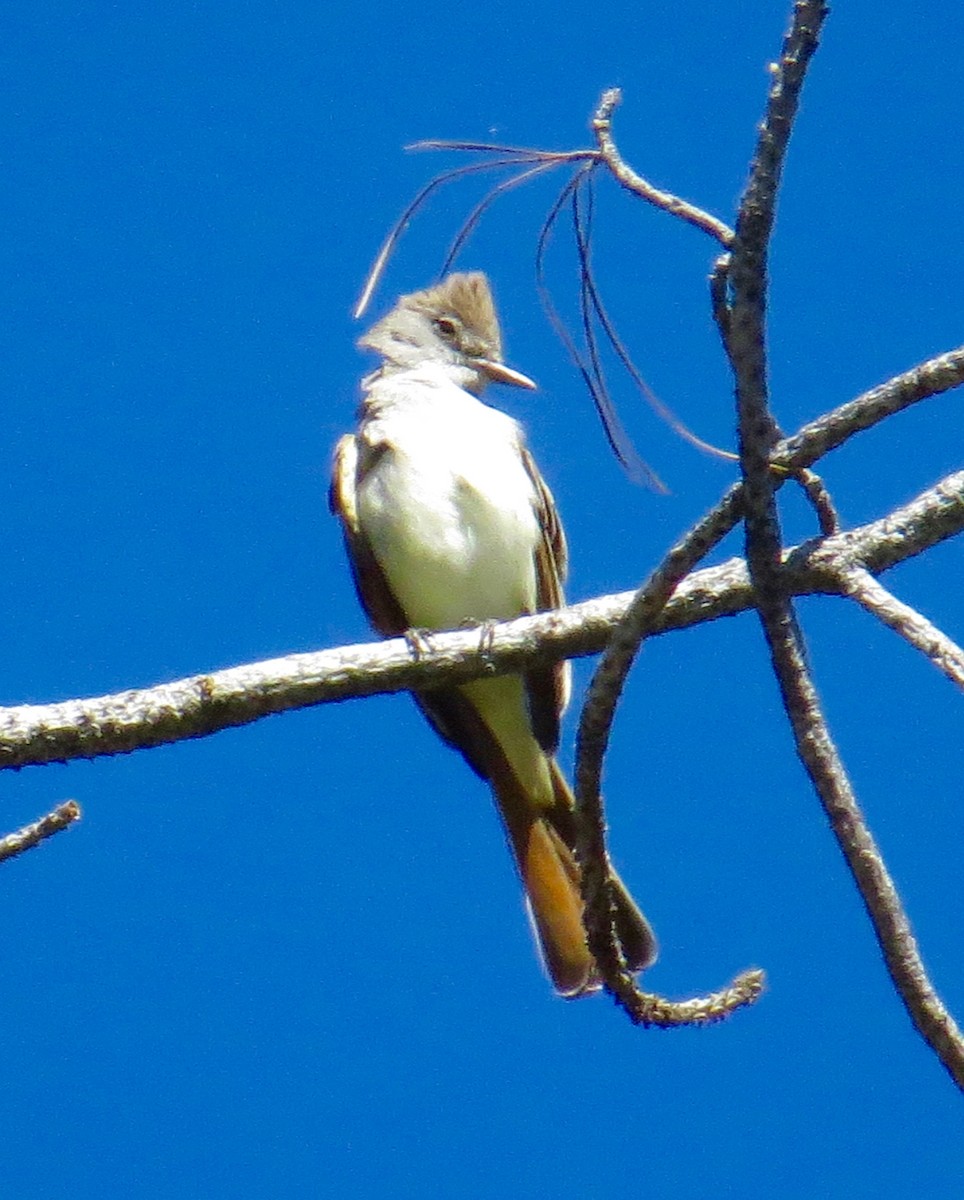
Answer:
494, 759, 657, 997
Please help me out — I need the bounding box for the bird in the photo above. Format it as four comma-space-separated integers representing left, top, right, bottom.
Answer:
330, 271, 656, 996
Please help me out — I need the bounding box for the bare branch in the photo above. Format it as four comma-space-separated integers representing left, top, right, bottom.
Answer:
591, 88, 735, 247
792, 467, 840, 536
561, 187, 964, 898
1, 469, 961, 774
0, 800, 81, 865
844, 471, 964, 574
575, 485, 749, 1009
601, 968, 766, 1029
835, 566, 964, 693
779, 346, 964, 469
719, 0, 964, 1092
762, 623, 964, 1090
572, 0, 964, 1063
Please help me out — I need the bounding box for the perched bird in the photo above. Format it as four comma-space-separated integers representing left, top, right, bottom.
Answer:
330, 271, 656, 995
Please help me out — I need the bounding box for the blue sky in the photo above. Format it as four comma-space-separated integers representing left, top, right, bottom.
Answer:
2, 3, 963, 1197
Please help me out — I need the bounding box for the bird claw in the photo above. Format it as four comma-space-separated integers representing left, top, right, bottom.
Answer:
404, 628, 436, 660
457, 618, 497, 671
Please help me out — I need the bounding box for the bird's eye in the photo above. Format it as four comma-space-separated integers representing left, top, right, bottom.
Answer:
433, 316, 460, 341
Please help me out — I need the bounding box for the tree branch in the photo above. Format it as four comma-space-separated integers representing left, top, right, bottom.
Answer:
592, 88, 735, 247
599, 967, 766, 1029
1, 470, 960, 773
834, 566, 964, 694
779, 346, 964, 469
567, 340, 964, 852
0, 800, 81, 865
719, 0, 964, 1091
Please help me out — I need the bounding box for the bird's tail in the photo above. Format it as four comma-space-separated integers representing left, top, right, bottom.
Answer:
412, 682, 656, 995
494, 755, 657, 998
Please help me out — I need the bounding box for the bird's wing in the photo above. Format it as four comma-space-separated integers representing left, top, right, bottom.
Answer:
329, 433, 409, 637
519, 445, 571, 753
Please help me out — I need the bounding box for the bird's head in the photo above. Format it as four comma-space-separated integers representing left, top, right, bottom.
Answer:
358, 272, 536, 394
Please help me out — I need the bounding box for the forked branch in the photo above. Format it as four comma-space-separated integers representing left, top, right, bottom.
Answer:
569, 0, 964, 1082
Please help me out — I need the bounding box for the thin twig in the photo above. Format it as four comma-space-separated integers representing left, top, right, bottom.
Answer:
409, 140, 595, 163
535, 165, 659, 485
354, 156, 550, 318
570, 175, 666, 491
592, 88, 735, 247
573, 199, 736, 467
0, 800, 81, 865
793, 467, 840, 536
604, 968, 766, 1028
778, 345, 964, 468
836, 566, 964, 693
438, 160, 561, 278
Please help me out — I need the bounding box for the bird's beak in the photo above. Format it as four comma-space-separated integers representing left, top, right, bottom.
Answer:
472, 358, 538, 390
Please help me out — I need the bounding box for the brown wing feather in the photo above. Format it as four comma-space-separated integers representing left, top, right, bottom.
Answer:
520, 445, 568, 599
330, 434, 410, 637
518, 445, 570, 753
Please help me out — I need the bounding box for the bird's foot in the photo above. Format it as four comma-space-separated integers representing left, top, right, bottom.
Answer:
458, 618, 497, 672
404, 627, 436, 660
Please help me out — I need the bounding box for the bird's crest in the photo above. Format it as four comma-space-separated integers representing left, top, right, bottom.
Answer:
398, 272, 503, 362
